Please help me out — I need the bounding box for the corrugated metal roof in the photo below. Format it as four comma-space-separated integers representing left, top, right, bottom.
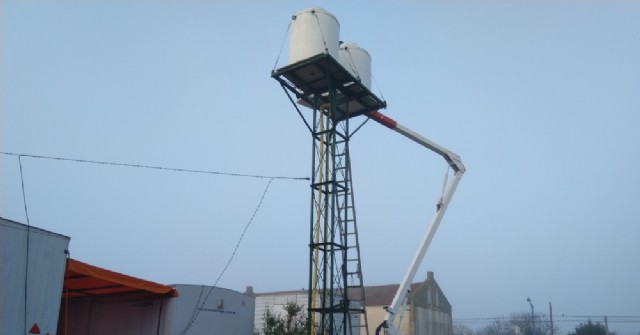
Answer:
62, 258, 178, 301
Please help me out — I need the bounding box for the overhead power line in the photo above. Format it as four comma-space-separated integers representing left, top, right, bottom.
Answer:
177, 178, 275, 335
557, 315, 640, 319
0, 152, 309, 181
455, 315, 640, 321
3, 150, 304, 334
454, 315, 640, 326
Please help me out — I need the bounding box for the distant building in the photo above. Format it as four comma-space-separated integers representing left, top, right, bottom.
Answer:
409, 271, 453, 335
251, 271, 452, 335
250, 286, 309, 331
365, 271, 453, 335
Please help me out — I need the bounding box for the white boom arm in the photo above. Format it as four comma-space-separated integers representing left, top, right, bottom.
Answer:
367, 111, 466, 335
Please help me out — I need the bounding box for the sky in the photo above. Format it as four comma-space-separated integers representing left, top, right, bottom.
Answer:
1, 1, 639, 334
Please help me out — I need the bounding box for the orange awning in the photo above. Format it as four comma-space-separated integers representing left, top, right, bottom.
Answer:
62, 258, 178, 301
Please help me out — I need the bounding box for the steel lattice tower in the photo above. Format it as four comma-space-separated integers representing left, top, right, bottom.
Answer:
273, 53, 386, 335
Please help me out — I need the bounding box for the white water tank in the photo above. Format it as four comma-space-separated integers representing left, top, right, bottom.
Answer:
289, 7, 340, 64
338, 42, 372, 90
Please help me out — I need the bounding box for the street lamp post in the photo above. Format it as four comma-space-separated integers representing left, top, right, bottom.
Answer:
527, 298, 535, 335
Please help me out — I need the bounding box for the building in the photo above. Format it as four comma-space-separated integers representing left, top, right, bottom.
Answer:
1, 217, 70, 335
59, 257, 179, 335
1, 217, 254, 335
252, 271, 452, 335
251, 286, 309, 332
365, 271, 453, 335
62, 278, 254, 335
409, 272, 453, 335
162, 284, 254, 335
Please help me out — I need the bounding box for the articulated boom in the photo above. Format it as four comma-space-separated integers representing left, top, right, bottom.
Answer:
367, 111, 465, 335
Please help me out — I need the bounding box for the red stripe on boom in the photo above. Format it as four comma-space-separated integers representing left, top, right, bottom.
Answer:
368, 111, 397, 129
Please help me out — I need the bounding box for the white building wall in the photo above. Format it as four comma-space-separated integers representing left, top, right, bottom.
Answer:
164, 284, 255, 335
1, 218, 70, 335
254, 292, 308, 331
254, 291, 355, 334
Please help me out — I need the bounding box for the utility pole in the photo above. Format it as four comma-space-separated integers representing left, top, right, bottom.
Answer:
549, 302, 554, 335
527, 298, 535, 335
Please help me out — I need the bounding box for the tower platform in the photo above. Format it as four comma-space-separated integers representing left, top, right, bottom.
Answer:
272, 53, 387, 121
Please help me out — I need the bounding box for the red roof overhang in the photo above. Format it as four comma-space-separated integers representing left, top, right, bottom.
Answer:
62, 258, 178, 301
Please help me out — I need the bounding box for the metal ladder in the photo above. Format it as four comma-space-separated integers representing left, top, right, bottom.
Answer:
335, 134, 369, 335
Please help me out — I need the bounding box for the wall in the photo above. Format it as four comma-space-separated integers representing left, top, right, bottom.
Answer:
164, 284, 255, 335
365, 305, 412, 335
253, 290, 355, 334
361, 272, 453, 335
61, 299, 164, 335
254, 291, 308, 332
409, 272, 453, 335
62, 284, 254, 335
1, 218, 70, 335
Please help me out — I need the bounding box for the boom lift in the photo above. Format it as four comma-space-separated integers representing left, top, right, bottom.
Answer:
367, 111, 466, 335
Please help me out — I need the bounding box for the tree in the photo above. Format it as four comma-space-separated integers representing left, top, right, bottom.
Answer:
568, 320, 613, 335
476, 318, 516, 335
454, 323, 476, 335
476, 313, 559, 335
257, 302, 309, 335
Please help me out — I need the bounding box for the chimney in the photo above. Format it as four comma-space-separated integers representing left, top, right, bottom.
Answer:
427, 271, 434, 281
245, 285, 255, 296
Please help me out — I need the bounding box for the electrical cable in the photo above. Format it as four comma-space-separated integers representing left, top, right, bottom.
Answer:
3, 151, 307, 333
176, 178, 275, 335
453, 315, 640, 326
178, 285, 206, 335
343, 46, 362, 82
312, 10, 329, 57
18, 156, 32, 225
18, 155, 31, 335
1, 152, 308, 181
370, 72, 386, 103
557, 315, 640, 319
272, 20, 291, 72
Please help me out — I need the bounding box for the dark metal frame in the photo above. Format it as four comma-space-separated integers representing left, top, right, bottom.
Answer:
273, 53, 386, 335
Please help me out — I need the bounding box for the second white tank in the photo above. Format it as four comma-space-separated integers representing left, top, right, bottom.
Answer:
338, 42, 372, 90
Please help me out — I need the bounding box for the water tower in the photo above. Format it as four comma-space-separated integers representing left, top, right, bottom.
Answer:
272, 7, 386, 335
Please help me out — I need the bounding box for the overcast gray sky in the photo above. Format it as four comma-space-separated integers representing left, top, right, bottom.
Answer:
2, 1, 639, 335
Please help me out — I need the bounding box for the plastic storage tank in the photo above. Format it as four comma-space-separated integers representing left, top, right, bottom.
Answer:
338, 42, 372, 90
289, 7, 340, 64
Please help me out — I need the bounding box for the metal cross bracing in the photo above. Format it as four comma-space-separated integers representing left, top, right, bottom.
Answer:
273, 53, 386, 335
307, 105, 369, 335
